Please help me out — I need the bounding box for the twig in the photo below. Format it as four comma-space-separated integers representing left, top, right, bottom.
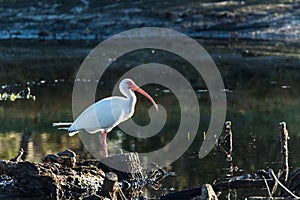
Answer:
117, 184, 127, 200
10, 148, 24, 162
262, 175, 272, 198
218, 144, 229, 155
269, 169, 300, 199
224, 121, 233, 162
271, 174, 279, 197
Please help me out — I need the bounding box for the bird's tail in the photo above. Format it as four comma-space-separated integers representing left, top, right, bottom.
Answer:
52, 122, 73, 127
53, 122, 80, 137
52, 122, 79, 136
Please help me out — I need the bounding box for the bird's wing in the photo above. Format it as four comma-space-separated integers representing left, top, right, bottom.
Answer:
68, 130, 80, 136
68, 96, 129, 134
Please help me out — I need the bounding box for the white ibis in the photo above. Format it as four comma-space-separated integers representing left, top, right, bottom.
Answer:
66, 78, 158, 157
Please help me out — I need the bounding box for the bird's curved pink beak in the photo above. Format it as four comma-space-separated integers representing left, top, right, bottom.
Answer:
128, 82, 159, 111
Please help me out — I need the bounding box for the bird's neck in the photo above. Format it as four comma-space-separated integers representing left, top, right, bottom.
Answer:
127, 90, 137, 115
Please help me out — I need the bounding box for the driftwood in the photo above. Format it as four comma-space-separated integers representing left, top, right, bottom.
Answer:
0, 150, 167, 200
279, 122, 289, 183
224, 121, 233, 162
161, 174, 275, 200
161, 170, 300, 199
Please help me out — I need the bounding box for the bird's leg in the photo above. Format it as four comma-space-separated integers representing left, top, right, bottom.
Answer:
102, 130, 108, 157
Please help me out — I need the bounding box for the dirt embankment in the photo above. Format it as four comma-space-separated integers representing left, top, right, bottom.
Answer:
1, 0, 300, 41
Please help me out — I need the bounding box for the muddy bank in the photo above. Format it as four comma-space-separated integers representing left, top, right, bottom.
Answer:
0, 149, 168, 199
1, 0, 300, 41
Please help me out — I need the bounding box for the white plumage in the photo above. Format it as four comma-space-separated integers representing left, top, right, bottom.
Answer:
68, 97, 133, 134
62, 78, 158, 157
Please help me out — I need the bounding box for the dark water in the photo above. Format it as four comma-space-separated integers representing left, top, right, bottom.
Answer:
1, 39, 300, 199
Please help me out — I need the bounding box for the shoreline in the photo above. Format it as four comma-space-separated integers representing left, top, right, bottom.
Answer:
1, 1, 300, 42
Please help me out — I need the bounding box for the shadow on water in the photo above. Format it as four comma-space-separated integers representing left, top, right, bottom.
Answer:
1, 39, 300, 198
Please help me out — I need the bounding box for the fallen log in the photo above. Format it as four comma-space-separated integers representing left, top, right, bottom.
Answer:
160, 177, 275, 200
160, 169, 300, 200
279, 122, 289, 183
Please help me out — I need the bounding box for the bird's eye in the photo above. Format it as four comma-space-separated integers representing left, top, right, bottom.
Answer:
127, 81, 136, 90
127, 81, 132, 86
